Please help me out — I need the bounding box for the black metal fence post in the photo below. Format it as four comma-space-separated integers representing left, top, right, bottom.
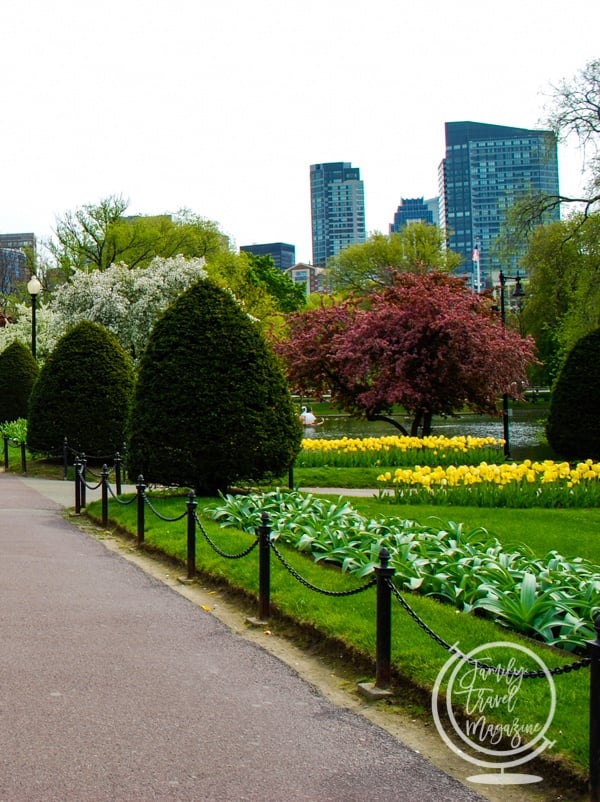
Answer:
3, 435, 8, 471
80, 454, 87, 508
186, 490, 197, 579
74, 457, 81, 513
258, 512, 271, 621
101, 464, 109, 526
588, 617, 600, 801
136, 475, 146, 545
20, 442, 26, 474
63, 437, 68, 479
114, 452, 122, 496
374, 547, 395, 690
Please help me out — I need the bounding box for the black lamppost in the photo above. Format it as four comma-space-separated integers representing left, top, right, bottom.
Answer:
27, 275, 42, 358
498, 270, 525, 460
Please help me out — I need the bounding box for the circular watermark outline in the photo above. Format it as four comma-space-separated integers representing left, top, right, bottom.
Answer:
432, 640, 556, 772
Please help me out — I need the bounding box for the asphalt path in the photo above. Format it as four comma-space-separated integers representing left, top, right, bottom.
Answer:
0, 473, 486, 802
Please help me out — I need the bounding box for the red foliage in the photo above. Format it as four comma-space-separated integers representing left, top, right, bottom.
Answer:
276, 272, 537, 433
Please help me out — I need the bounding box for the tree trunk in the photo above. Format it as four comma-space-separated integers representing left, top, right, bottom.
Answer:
366, 413, 409, 436
410, 410, 423, 437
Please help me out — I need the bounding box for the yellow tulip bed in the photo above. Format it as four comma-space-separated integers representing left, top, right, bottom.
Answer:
298, 434, 502, 468
377, 458, 600, 507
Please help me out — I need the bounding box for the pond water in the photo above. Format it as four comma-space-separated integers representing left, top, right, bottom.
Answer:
303, 407, 555, 462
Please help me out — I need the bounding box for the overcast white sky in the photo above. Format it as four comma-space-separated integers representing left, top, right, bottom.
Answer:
1, 0, 598, 264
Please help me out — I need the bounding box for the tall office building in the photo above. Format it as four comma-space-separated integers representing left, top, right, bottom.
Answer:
310, 162, 366, 266
240, 242, 296, 271
439, 122, 560, 289
389, 197, 436, 233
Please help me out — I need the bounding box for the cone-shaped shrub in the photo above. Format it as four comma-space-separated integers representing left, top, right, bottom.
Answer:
127, 278, 302, 494
28, 321, 135, 456
0, 341, 39, 423
547, 328, 600, 459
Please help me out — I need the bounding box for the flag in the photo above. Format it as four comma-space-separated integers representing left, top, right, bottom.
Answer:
472, 247, 480, 262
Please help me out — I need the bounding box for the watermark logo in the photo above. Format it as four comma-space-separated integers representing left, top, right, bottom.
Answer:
432, 641, 556, 785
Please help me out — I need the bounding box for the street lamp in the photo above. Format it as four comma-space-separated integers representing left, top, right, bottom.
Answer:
498, 270, 525, 460
27, 275, 43, 358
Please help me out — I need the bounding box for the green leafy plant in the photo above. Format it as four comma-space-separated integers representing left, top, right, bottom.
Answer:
0, 418, 28, 445
208, 490, 600, 651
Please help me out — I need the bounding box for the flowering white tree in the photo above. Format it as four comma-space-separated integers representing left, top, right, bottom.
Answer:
0, 305, 61, 361
0, 255, 208, 361
51, 254, 207, 359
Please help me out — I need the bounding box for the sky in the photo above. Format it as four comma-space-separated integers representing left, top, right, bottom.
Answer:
1, 0, 599, 265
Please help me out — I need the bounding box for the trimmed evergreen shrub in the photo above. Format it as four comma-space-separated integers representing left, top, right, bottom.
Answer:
0, 341, 39, 423
127, 278, 302, 494
546, 328, 600, 459
27, 321, 135, 456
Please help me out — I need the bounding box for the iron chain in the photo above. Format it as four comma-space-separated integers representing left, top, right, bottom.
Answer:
143, 495, 187, 523
269, 539, 377, 597
194, 512, 259, 560
387, 579, 590, 678
107, 483, 137, 505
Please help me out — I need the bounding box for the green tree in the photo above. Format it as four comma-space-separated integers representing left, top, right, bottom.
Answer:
0, 341, 39, 423
520, 212, 600, 383
328, 225, 461, 294
49, 196, 229, 275
546, 328, 600, 460
244, 253, 305, 313
27, 321, 135, 455
203, 250, 304, 339
127, 278, 302, 494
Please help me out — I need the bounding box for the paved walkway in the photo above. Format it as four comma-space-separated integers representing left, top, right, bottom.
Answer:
0, 473, 486, 802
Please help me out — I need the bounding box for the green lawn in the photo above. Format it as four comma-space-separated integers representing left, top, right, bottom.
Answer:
347, 498, 600, 564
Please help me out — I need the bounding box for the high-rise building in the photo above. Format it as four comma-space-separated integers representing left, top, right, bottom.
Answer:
310, 162, 366, 266
389, 197, 436, 233
439, 121, 560, 289
425, 197, 440, 227
0, 232, 36, 295
240, 242, 296, 271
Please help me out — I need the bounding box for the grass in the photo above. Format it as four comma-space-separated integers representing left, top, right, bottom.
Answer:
84, 487, 595, 788
345, 498, 600, 565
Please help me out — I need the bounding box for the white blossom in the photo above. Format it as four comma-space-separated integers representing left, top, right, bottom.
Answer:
21, 255, 207, 361
0, 303, 61, 360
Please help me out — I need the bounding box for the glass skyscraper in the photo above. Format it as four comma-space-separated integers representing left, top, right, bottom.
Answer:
389, 197, 435, 232
439, 122, 560, 289
310, 162, 366, 266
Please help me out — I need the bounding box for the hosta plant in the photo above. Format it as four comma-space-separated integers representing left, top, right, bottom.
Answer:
207, 490, 600, 652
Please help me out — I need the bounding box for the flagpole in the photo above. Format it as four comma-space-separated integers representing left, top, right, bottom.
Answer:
472, 242, 481, 292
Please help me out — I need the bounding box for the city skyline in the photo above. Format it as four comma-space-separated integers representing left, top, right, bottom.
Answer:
0, 1, 598, 264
